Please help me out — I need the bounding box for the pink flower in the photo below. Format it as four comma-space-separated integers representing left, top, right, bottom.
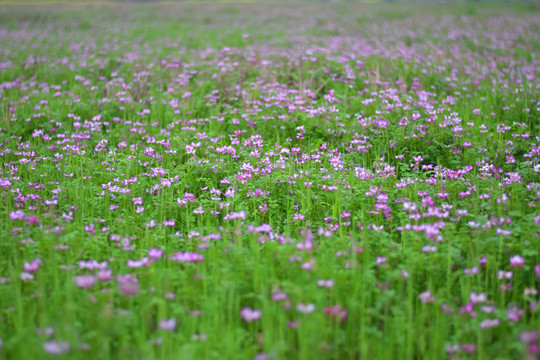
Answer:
510, 255, 525, 268
272, 292, 288, 302
460, 344, 476, 354
9, 210, 26, 220
301, 258, 314, 270
254, 353, 268, 360
324, 305, 347, 322
37, 327, 54, 336
97, 269, 112, 282
287, 321, 299, 329
470, 292, 486, 304
20, 272, 34, 281
170, 252, 204, 262
159, 318, 177, 331
127, 258, 150, 268
519, 331, 538, 343
43, 340, 70, 355
148, 248, 163, 260
418, 290, 435, 304
119, 281, 139, 296
74, 274, 96, 289
23, 259, 42, 273
117, 275, 139, 297
479, 318, 500, 329
240, 307, 261, 322
84, 223, 95, 234
535, 264, 540, 279
317, 279, 334, 288
296, 303, 316, 314
400, 269, 410, 278
498, 270, 513, 280
507, 306, 524, 322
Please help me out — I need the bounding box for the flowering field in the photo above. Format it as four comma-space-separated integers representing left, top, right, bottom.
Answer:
0, 3, 539, 359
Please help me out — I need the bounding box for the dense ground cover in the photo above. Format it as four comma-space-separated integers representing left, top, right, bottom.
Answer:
0, 3, 539, 359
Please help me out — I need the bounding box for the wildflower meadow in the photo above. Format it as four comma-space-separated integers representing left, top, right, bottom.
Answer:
0, 3, 539, 359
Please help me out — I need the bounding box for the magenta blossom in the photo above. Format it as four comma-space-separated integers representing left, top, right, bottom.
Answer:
43, 340, 70, 355
170, 252, 204, 263
324, 305, 347, 322
507, 306, 524, 322
23, 259, 42, 273
479, 318, 500, 329
117, 275, 139, 297
418, 290, 435, 304
240, 307, 261, 322
159, 318, 177, 332
20, 272, 34, 281
97, 269, 112, 282
509, 255, 525, 268
74, 274, 96, 289
296, 303, 316, 314
148, 248, 163, 260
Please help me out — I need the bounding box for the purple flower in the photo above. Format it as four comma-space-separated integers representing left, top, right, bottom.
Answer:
23, 259, 42, 273
20, 272, 34, 281
163, 220, 175, 227
170, 252, 204, 263
159, 318, 177, 331
9, 210, 26, 220
507, 306, 524, 322
272, 292, 288, 302
119, 281, 139, 297
510, 255, 525, 268
324, 305, 347, 322
479, 256, 487, 266
117, 275, 139, 297
460, 344, 476, 354
97, 269, 112, 282
74, 274, 96, 289
43, 341, 70, 355
519, 331, 538, 343
148, 248, 163, 260
240, 307, 261, 322
470, 292, 486, 304
126, 258, 150, 268
301, 258, 314, 270
296, 303, 316, 314
418, 290, 435, 304
84, 223, 95, 234
479, 318, 500, 329
317, 279, 334, 288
